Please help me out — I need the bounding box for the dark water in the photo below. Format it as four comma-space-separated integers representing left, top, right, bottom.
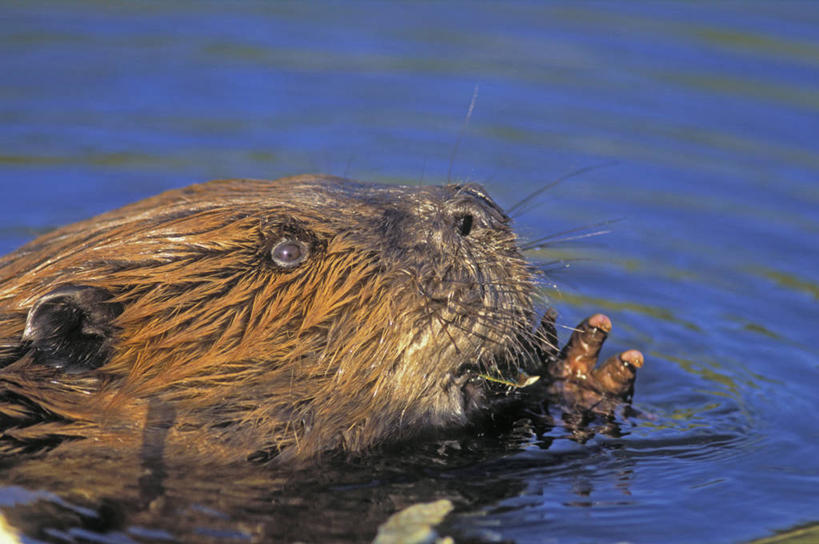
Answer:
1, 2, 817, 543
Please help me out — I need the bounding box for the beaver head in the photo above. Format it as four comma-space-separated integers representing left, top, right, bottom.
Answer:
0, 175, 537, 463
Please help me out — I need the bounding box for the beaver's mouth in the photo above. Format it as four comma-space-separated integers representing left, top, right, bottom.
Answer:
453, 349, 543, 411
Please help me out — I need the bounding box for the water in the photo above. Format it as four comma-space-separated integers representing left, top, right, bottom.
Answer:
0, 2, 817, 543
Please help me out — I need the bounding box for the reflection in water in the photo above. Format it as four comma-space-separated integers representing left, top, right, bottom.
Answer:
0, 401, 670, 542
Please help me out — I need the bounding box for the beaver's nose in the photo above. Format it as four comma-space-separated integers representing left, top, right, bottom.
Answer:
442, 183, 508, 238
454, 211, 473, 237
374, 183, 508, 257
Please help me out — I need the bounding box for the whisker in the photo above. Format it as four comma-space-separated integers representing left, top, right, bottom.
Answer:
448, 84, 480, 183
557, 323, 583, 333
522, 229, 612, 251
520, 218, 622, 250
430, 310, 463, 356
447, 306, 531, 345
507, 161, 618, 217
433, 277, 532, 289
414, 303, 502, 359
528, 258, 589, 274
417, 158, 427, 187
422, 292, 527, 336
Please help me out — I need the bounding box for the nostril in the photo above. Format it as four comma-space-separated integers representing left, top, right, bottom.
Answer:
455, 213, 473, 237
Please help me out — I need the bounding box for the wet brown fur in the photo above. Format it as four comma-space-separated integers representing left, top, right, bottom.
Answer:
0, 175, 538, 463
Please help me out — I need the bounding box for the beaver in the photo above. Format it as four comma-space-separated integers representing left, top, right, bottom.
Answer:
0, 174, 640, 464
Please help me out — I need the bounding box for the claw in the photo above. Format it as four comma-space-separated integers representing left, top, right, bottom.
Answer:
592, 349, 643, 399
557, 313, 611, 380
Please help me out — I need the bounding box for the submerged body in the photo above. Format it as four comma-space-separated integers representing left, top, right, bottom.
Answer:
0, 175, 542, 463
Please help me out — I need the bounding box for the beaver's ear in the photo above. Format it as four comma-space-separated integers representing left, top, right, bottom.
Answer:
22, 285, 123, 373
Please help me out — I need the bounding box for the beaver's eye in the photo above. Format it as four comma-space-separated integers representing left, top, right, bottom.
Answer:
270, 239, 308, 268
456, 214, 473, 237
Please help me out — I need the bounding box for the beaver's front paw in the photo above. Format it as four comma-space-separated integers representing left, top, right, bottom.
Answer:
536, 310, 644, 414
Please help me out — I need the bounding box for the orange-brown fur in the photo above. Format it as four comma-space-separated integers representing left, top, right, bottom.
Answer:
0, 175, 537, 463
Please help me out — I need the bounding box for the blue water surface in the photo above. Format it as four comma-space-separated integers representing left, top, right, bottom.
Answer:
0, 2, 817, 543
